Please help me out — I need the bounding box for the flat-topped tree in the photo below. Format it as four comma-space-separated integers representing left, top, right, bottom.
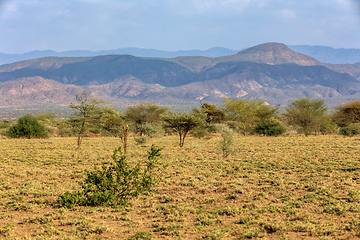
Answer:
163, 112, 205, 147
69, 90, 109, 148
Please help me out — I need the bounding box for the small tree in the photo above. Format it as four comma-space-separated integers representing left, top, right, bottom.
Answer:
69, 90, 109, 148
163, 112, 205, 147
5, 114, 48, 139
217, 124, 235, 158
282, 98, 327, 136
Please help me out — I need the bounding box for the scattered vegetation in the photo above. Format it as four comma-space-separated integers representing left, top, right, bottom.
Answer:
1, 97, 360, 238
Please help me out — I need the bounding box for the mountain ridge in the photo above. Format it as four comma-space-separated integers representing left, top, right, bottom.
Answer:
1, 42, 360, 112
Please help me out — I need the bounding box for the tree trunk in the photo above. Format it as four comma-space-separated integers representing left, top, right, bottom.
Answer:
180, 131, 188, 147
77, 118, 86, 148
122, 124, 129, 154
179, 132, 183, 147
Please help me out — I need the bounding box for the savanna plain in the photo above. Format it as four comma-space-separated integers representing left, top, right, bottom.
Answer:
1, 134, 360, 239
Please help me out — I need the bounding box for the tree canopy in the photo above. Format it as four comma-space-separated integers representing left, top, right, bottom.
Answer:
222, 97, 278, 135
332, 100, 360, 127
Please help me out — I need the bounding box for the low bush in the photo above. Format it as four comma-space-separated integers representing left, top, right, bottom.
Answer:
339, 123, 360, 137
58, 145, 164, 207
253, 120, 286, 136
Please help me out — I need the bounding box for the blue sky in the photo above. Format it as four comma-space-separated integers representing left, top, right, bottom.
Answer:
0, 0, 359, 53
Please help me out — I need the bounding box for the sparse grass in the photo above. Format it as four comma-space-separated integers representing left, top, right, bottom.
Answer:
0, 135, 360, 239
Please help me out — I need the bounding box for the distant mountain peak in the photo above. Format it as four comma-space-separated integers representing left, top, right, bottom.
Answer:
239, 42, 289, 53
233, 42, 322, 66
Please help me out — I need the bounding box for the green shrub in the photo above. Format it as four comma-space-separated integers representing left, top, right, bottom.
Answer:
4, 114, 48, 138
253, 120, 286, 136
217, 124, 235, 158
58, 145, 164, 207
339, 123, 360, 137
135, 136, 147, 145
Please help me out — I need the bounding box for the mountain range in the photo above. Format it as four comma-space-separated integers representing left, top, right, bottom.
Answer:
2, 45, 360, 66
1, 42, 360, 115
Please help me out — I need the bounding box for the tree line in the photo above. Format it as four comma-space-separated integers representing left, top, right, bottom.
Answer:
1, 90, 360, 148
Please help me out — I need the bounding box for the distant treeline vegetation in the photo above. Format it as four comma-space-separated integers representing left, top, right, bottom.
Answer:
1, 92, 360, 146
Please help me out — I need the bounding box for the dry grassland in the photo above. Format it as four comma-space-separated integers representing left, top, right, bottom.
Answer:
1, 134, 360, 239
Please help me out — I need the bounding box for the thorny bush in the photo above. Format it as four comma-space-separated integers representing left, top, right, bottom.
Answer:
58, 145, 164, 207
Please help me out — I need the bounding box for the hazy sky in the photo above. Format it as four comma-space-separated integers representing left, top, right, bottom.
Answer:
0, 0, 360, 53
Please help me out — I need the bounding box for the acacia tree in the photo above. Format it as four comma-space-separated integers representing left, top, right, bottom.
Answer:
124, 102, 168, 136
332, 100, 360, 127
222, 97, 278, 135
282, 98, 327, 136
163, 112, 204, 147
69, 90, 109, 148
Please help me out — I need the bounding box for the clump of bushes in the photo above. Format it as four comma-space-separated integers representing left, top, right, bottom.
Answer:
4, 114, 48, 138
58, 145, 164, 207
253, 120, 286, 136
339, 123, 360, 137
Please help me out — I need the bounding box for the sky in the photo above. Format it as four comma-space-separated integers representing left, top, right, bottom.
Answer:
0, 0, 360, 54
